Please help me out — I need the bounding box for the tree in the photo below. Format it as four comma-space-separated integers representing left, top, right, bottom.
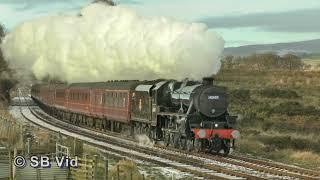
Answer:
0, 23, 5, 42
0, 23, 17, 105
92, 0, 115, 6
0, 23, 8, 73
281, 54, 303, 70
221, 55, 234, 70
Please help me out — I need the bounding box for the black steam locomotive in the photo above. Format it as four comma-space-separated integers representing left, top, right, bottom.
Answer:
31, 77, 239, 155
138, 77, 239, 154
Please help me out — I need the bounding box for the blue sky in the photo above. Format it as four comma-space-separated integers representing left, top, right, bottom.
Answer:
1, 0, 320, 47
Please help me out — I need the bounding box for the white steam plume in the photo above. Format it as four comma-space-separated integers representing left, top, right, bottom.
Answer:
1, 3, 224, 83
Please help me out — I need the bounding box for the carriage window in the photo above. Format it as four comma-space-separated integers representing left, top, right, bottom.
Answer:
139, 98, 142, 111
119, 93, 122, 107
117, 93, 121, 107
105, 94, 108, 106
106, 92, 109, 106
123, 94, 126, 108
117, 92, 120, 107
112, 92, 115, 107
114, 93, 116, 107
110, 92, 113, 107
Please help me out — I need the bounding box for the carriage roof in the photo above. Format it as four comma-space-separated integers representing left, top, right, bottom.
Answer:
67, 80, 140, 90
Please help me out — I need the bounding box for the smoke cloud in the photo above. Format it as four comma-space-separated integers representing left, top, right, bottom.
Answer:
1, 3, 224, 83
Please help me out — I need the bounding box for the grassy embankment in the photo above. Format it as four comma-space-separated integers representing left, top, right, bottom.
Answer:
215, 65, 320, 169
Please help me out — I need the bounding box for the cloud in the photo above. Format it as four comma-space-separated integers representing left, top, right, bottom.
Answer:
0, 0, 91, 11
200, 8, 320, 33
115, 0, 141, 5
0, 0, 91, 29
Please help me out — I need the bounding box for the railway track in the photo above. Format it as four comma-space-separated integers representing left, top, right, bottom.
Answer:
154, 146, 320, 180
15, 96, 320, 179
227, 154, 320, 178
16, 97, 249, 179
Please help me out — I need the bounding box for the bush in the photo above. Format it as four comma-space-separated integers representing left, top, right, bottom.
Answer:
228, 89, 251, 104
260, 88, 299, 98
258, 135, 313, 151
271, 101, 320, 116
262, 121, 274, 131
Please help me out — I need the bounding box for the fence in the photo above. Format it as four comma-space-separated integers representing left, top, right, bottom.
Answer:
15, 160, 69, 180
0, 148, 9, 179
70, 155, 108, 180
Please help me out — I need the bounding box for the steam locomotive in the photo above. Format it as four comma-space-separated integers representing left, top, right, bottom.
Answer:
31, 77, 239, 155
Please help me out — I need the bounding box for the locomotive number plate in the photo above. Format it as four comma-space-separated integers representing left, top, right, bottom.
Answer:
208, 95, 219, 100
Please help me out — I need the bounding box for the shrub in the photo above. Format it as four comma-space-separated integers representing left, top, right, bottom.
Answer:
228, 89, 251, 104
258, 135, 317, 152
262, 121, 274, 131
260, 88, 299, 99
271, 101, 320, 116
109, 160, 143, 180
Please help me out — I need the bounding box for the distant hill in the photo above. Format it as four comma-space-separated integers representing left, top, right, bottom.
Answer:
223, 39, 320, 57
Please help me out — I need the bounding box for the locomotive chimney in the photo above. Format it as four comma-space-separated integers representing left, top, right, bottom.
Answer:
202, 77, 214, 85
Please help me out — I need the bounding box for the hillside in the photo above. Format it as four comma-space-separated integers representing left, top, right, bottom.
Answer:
215, 63, 320, 169
224, 39, 320, 57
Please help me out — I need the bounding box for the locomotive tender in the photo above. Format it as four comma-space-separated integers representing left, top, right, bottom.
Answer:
31, 77, 239, 155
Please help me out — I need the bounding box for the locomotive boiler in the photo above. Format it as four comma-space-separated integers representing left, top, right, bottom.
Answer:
31, 77, 239, 155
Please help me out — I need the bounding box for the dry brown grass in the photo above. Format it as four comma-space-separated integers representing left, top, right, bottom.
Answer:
290, 151, 320, 168
109, 160, 143, 180
216, 67, 320, 168
237, 137, 266, 155
303, 59, 320, 71
0, 105, 23, 148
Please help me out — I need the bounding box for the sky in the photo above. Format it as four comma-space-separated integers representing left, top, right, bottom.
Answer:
0, 0, 320, 47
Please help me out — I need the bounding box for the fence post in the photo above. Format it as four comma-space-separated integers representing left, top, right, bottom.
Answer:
8, 150, 13, 180
104, 157, 108, 180
117, 164, 120, 180
73, 137, 76, 156
36, 168, 41, 180
84, 154, 88, 180
94, 155, 98, 179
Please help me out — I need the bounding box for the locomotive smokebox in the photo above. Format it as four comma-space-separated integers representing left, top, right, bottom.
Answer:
202, 77, 214, 85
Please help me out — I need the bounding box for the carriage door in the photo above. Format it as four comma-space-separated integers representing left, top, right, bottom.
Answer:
150, 89, 158, 126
